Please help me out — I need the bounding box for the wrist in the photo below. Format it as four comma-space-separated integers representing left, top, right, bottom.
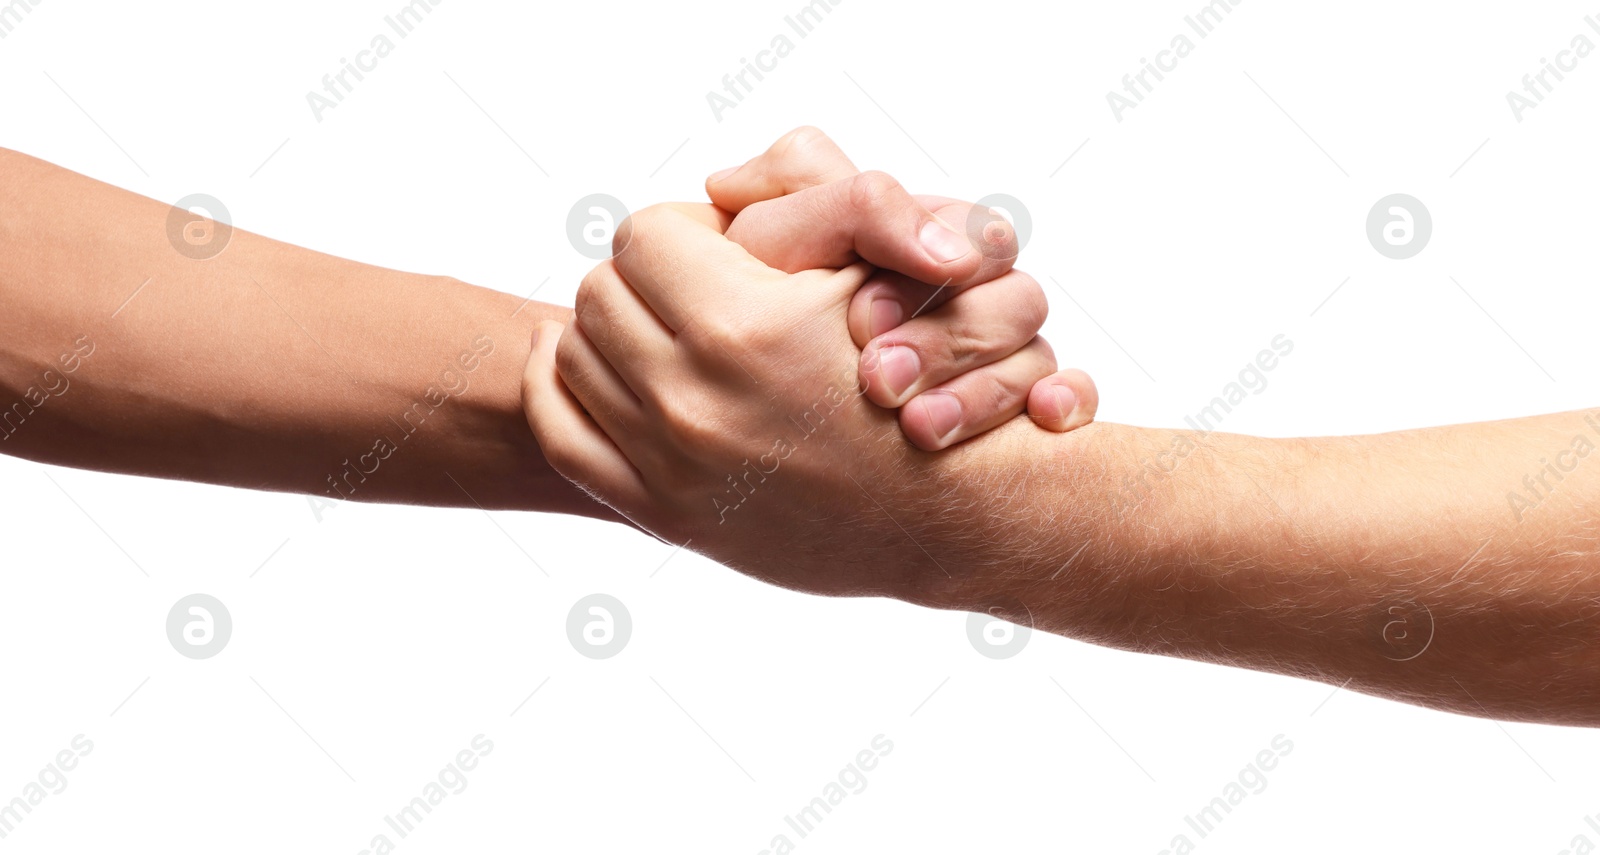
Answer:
917, 421, 1302, 650
903, 419, 1141, 627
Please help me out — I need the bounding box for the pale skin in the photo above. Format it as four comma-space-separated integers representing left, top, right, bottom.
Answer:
0, 130, 1092, 519
525, 130, 1600, 728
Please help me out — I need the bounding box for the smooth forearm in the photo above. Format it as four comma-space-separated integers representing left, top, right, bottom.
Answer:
0, 147, 610, 518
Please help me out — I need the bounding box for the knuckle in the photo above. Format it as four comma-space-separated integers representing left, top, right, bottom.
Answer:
553, 329, 583, 379
974, 369, 1021, 418
611, 213, 637, 258
687, 315, 736, 351
573, 305, 607, 352
573, 272, 598, 319
574, 263, 621, 342
657, 395, 718, 451
776, 125, 831, 161
1012, 273, 1049, 332
618, 203, 670, 244
577, 261, 604, 294
577, 259, 616, 296
612, 203, 684, 264
769, 126, 854, 189
934, 320, 986, 366
571, 284, 591, 325
849, 170, 904, 213
726, 323, 771, 358
692, 313, 769, 359
626, 202, 670, 232
1030, 335, 1058, 365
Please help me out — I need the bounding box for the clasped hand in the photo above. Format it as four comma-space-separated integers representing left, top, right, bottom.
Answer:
522, 128, 1097, 599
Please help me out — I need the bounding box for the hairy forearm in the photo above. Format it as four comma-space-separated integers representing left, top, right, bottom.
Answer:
933, 412, 1600, 726
0, 148, 610, 518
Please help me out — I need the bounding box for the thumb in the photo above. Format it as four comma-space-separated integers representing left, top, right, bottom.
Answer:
705, 125, 859, 213
725, 171, 1017, 290
1027, 368, 1099, 432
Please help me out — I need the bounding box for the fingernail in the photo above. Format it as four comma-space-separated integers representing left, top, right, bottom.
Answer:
708, 165, 740, 183
868, 298, 904, 338
919, 219, 971, 263
530, 327, 542, 349
876, 345, 921, 399
1051, 384, 1077, 423
919, 392, 964, 445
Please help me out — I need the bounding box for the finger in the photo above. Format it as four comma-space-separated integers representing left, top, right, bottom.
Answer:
1028, 368, 1099, 433
846, 269, 965, 347
856, 269, 1049, 408
644, 200, 733, 234
554, 320, 646, 448
898, 337, 1058, 452
612, 203, 769, 329
705, 126, 859, 213
834, 197, 1020, 344
521, 321, 650, 512
947, 199, 1024, 265
872, 194, 1020, 262
615, 201, 875, 324
726, 172, 1014, 289
572, 259, 676, 396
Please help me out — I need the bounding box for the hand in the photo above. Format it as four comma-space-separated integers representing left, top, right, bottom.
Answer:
521, 200, 1050, 600
704, 127, 1098, 448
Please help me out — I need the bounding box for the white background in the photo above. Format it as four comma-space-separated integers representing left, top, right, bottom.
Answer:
2, 0, 1598, 852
